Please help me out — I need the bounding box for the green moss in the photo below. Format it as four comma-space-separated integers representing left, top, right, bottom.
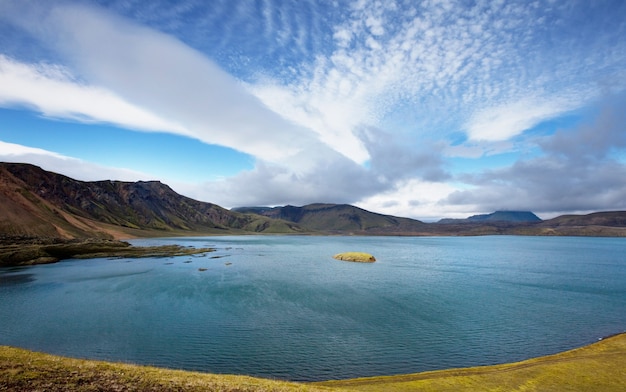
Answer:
0, 239, 215, 266
333, 252, 376, 262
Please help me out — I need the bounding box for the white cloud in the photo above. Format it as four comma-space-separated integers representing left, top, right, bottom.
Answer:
177, 147, 379, 208
2, 1, 325, 164
0, 140, 66, 160
4, 0, 621, 168
355, 179, 462, 221
0, 55, 186, 133
248, 79, 371, 163
464, 97, 581, 141
0, 140, 151, 182
246, 0, 561, 163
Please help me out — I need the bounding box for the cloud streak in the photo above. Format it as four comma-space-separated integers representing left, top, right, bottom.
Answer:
0, 140, 151, 182
1, 1, 332, 165
0, 54, 184, 132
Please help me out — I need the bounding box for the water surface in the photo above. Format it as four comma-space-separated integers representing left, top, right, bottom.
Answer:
1, 235, 625, 381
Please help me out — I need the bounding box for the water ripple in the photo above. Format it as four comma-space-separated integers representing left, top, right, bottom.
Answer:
1, 236, 625, 381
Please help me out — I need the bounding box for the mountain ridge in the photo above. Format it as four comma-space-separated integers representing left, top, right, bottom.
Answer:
233, 203, 427, 233
0, 162, 302, 239
2, 162, 626, 239
438, 210, 542, 224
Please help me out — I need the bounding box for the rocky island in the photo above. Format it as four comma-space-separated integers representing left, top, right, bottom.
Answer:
333, 252, 376, 263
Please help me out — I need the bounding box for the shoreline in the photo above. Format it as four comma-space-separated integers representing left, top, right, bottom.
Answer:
3, 232, 626, 267
1, 333, 625, 391
0, 235, 215, 266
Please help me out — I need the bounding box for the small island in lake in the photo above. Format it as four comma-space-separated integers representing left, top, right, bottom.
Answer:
333, 252, 376, 263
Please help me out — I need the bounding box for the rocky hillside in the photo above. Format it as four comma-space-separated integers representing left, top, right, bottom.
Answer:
434, 211, 626, 236
0, 163, 301, 239
438, 210, 542, 224
541, 211, 626, 227
233, 203, 428, 234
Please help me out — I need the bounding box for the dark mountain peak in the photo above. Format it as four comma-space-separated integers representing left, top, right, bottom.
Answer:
439, 210, 541, 223
468, 211, 542, 222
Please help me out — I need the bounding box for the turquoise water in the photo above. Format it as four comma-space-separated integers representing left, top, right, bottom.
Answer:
1, 235, 625, 381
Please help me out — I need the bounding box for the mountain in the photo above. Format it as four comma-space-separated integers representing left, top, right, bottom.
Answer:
233, 203, 428, 234
436, 210, 626, 236
541, 211, 626, 227
0, 163, 302, 239
438, 211, 542, 224
2, 162, 626, 240
468, 210, 542, 222
526, 211, 626, 237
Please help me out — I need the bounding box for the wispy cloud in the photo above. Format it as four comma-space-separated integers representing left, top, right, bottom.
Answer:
250, 0, 626, 158
464, 96, 581, 142
0, 54, 184, 132
1, 1, 324, 163
0, 140, 151, 182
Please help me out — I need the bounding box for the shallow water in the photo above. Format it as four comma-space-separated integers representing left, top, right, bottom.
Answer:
1, 235, 625, 381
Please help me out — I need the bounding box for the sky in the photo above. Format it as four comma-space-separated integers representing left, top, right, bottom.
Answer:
1, 0, 625, 221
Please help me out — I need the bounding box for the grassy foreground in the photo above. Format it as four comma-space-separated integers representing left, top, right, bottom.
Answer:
1, 334, 625, 391
0, 346, 334, 392
317, 333, 626, 391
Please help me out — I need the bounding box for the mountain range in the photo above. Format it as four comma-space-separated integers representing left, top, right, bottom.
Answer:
1, 162, 626, 239
438, 211, 542, 224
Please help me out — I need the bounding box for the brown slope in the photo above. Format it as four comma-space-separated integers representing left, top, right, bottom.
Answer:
525, 211, 626, 237
0, 164, 110, 239
0, 163, 302, 239
540, 211, 626, 227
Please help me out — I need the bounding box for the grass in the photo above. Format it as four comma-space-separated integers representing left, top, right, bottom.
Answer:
0, 346, 335, 392
1, 336, 625, 391
316, 333, 626, 391
332, 252, 376, 262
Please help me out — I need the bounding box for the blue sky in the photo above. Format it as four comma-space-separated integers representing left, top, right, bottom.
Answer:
1, 0, 625, 220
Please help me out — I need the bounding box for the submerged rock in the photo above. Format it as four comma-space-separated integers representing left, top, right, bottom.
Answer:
333, 252, 376, 263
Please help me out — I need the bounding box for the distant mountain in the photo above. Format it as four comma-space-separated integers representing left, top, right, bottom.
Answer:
0, 163, 302, 239
541, 211, 626, 227
233, 203, 427, 234
525, 211, 626, 236
438, 211, 542, 224
469, 211, 542, 222
2, 162, 625, 240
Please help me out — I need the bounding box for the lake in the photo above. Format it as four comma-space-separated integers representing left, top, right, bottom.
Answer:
1, 235, 625, 381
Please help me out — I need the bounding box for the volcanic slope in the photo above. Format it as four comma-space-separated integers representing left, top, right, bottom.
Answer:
0, 162, 301, 239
